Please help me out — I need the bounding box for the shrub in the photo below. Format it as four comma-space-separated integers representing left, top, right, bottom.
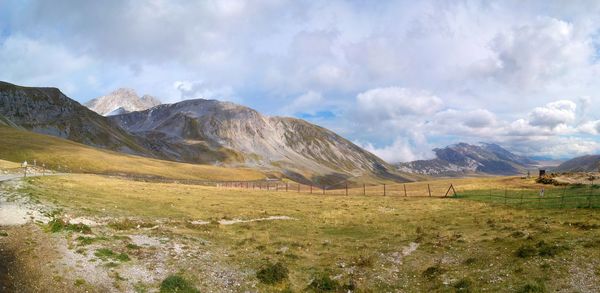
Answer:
352, 254, 375, 268
308, 272, 340, 292
422, 265, 445, 279
515, 245, 537, 258
453, 277, 474, 292
47, 218, 92, 234
160, 275, 199, 293
256, 262, 289, 284
516, 281, 546, 293
0, 231, 8, 237
536, 241, 566, 257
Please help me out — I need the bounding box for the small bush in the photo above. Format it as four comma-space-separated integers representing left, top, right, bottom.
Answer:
0, 231, 8, 237
453, 277, 474, 292
308, 272, 340, 292
516, 281, 546, 293
47, 219, 92, 234
126, 243, 141, 250
256, 262, 289, 284
160, 275, 199, 293
515, 245, 537, 258
422, 265, 445, 279
536, 241, 566, 257
352, 255, 375, 268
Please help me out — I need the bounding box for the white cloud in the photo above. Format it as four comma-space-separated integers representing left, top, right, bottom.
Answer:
359, 137, 435, 163
528, 100, 577, 129
173, 80, 238, 103
486, 18, 593, 89
356, 87, 444, 120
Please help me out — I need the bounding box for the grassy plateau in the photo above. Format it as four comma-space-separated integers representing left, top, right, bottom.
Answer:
1, 173, 599, 292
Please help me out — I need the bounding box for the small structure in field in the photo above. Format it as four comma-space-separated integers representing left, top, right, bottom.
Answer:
539, 170, 546, 178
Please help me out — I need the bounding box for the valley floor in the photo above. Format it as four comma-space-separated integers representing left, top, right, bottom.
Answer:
1, 174, 600, 292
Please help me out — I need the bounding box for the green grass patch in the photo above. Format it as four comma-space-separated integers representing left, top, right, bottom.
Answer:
94, 248, 130, 262
160, 275, 199, 293
47, 218, 92, 234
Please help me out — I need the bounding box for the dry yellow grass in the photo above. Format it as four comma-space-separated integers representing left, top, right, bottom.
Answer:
0, 125, 265, 181
17, 174, 600, 292
0, 159, 20, 170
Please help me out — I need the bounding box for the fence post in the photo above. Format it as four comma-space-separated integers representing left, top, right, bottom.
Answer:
345, 183, 348, 196
310, 185, 312, 194
504, 188, 507, 205
428, 184, 432, 197
588, 184, 592, 208
298, 183, 300, 193
520, 192, 523, 207
561, 186, 566, 209
322, 186, 325, 195
404, 184, 407, 197
286, 183, 288, 192
363, 184, 366, 196
383, 184, 386, 196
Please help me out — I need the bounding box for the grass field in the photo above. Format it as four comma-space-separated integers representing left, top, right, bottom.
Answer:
455, 185, 600, 209
0, 159, 20, 170
0, 125, 265, 181
4, 173, 599, 292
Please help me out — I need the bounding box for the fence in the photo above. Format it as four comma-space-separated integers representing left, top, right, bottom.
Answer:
453, 185, 600, 209
218, 180, 457, 197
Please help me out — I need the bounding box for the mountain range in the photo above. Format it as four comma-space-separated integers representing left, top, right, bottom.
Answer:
396, 142, 537, 176
0, 81, 411, 185
553, 155, 600, 173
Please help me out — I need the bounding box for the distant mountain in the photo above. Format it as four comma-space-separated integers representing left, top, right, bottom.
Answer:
0, 81, 155, 156
110, 99, 411, 184
554, 155, 600, 172
397, 142, 536, 176
85, 88, 161, 116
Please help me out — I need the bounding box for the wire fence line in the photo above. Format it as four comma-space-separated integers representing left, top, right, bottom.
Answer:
218, 180, 457, 197
453, 185, 600, 209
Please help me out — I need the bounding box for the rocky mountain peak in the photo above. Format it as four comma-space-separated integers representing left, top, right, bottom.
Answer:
85, 88, 161, 116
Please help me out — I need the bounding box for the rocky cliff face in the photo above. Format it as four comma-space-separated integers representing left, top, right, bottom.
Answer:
0, 81, 154, 156
397, 143, 536, 176
85, 88, 161, 116
110, 99, 409, 184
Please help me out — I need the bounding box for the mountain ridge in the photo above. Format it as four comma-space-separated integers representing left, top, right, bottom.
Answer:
397, 142, 536, 176
110, 98, 412, 184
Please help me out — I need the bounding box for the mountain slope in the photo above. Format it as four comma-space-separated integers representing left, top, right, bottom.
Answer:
110, 99, 411, 184
554, 155, 600, 172
85, 88, 161, 116
397, 143, 536, 176
0, 81, 155, 156
0, 125, 264, 181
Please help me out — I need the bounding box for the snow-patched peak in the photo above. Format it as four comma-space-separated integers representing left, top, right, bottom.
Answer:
85, 88, 161, 116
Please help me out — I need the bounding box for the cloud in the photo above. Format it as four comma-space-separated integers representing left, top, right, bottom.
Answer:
356, 87, 444, 120
528, 100, 577, 129
173, 80, 238, 103
358, 137, 435, 163
486, 18, 593, 89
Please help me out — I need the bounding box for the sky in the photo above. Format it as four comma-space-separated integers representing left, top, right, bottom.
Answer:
1, 0, 600, 162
